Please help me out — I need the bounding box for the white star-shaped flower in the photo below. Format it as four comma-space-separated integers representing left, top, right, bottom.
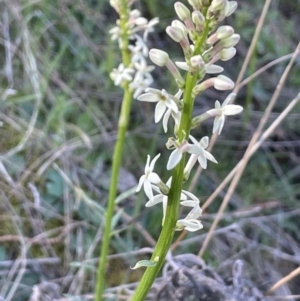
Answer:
110, 63, 135, 86
166, 139, 191, 170
143, 17, 159, 41
207, 93, 243, 135
186, 135, 218, 170
130, 72, 153, 98
162, 90, 182, 133
138, 88, 179, 123
175, 60, 224, 74
176, 204, 203, 232
136, 153, 162, 201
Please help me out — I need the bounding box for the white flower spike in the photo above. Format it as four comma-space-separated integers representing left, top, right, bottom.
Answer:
207, 93, 243, 135
136, 154, 162, 201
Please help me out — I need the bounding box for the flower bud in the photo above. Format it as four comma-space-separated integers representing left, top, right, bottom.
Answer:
216, 25, 234, 40
190, 55, 205, 69
220, 33, 240, 48
171, 20, 188, 37
192, 10, 205, 31
220, 47, 236, 61
210, 0, 225, 10
166, 26, 184, 42
206, 64, 224, 73
149, 49, 169, 66
174, 2, 191, 21
157, 182, 170, 195
214, 75, 234, 90
199, 0, 212, 7
225, 1, 238, 16
188, 0, 200, 10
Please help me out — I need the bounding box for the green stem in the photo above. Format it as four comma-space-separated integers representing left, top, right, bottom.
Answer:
130, 19, 210, 301
95, 1, 133, 300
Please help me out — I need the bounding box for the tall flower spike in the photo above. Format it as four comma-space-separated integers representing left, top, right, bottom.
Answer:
206, 93, 243, 135
136, 154, 162, 201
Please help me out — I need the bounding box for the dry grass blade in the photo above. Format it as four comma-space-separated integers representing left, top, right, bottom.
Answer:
267, 266, 300, 295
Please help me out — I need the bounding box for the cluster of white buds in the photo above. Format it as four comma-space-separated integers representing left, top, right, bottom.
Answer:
136, 0, 243, 232
109, 0, 158, 98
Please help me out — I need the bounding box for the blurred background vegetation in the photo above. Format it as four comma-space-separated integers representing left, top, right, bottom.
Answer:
0, 0, 300, 300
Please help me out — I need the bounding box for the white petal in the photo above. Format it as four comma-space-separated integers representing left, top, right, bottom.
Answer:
213, 116, 221, 134
151, 184, 160, 193
163, 109, 172, 133
136, 175, 146, 192
206, 64, 224, 74
155, 101, 167, 123
180, 192, 188, 200
149, 153, 161, 171
198, 155, 207, 169
214, 75, 235, 91
162, 196, 168, 225
223, 104, 243, 116
204, 150, 218, 164
189, 134, 199, 146
176, 219, 203, 232
215, 100, 221, 109
200, 136, 209, 149
187, 144, 202, 155
165, 98, 178, 113
218, 115, 225, 135
166, 177, 172, 187
180, 200, 199, 207
181, 190, 200, 203
138, 93, 160, 102
184, 154, 198, 174
167, 149, 182, 170
145, 194, 163, 207
175, 61, 189, 71
148, 172, 161, 184
186, 206, 203, 219
144, 180, 153, 200
145, 155, 151, 173
222, 92, 236, 106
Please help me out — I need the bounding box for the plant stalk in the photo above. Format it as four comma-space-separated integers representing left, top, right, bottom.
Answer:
130, 19, 210, 301
95, 0, 133, 300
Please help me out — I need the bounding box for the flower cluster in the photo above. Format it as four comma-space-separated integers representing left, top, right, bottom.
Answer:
109, 0, 158, 98
136, 0, 243, 232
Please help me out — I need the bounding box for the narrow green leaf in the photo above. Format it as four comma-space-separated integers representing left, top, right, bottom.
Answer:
130, 259, 158, 270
